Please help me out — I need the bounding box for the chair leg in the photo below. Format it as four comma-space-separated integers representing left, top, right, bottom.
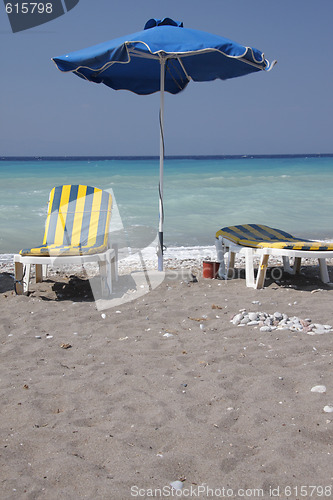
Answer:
294, 257, 302, 274
35, 264, 43, 283
282, 256, 293, 273
25, 265, 31, 293
14, 262, 30, 295
244, 248, 256, 288
227, 251, 236, 279
255, 253, 269, 289
43, 264, 48, 278
215, 238, 227, 279
111, 243, 118, 281
106, 257, 112, 294
319, 258, 330, 283
98, 260, 109, 297
14, 262, 24, 294
283, 256, 301, 275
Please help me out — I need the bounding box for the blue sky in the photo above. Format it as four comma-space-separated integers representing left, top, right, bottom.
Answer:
1, 0, 332, 156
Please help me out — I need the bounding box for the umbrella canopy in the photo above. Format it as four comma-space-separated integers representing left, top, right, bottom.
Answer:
52, 18, 276, 270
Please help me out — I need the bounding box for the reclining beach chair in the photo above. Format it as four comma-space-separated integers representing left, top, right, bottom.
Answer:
14, 185, 118, 296
215, 224, 333, 288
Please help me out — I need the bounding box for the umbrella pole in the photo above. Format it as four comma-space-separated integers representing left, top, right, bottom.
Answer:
158, 57, 165, 271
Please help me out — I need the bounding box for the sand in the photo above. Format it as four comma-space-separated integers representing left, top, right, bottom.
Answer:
0, 255, 332, 499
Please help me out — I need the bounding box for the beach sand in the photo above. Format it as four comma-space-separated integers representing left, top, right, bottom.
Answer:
0, 255, 332, 499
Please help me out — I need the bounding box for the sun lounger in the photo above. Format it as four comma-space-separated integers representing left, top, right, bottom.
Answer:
215, 224, 333, 288
14, 185, 118, 296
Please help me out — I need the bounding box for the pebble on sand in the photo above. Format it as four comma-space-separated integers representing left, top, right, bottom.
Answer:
311, 385, 327, 393
170, 481, 183, 491
231, 310, 333, 335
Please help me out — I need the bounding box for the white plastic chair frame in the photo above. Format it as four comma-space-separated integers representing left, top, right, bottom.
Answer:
14, 244, 118, 297
215, 236, 333, 289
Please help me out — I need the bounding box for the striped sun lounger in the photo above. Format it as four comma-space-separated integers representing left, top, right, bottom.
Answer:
14, 185, 118, 296
215, 224, 333, 288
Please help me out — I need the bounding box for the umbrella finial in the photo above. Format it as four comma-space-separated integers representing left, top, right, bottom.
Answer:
144, 18, 183, 30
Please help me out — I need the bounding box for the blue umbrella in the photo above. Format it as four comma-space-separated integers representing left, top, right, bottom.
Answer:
53, 17, 276, 271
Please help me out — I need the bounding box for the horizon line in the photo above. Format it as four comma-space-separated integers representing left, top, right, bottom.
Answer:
1, 153, 333, 161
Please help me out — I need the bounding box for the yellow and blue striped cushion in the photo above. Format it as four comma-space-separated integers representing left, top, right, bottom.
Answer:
20, 185, 112, 256
216, 224, 333, 251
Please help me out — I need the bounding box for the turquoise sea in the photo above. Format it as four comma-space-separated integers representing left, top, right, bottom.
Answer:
0, 155, 333, 254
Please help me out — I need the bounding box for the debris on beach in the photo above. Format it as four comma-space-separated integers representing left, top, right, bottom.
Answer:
230, 311, 333, 334
189, 316, 208, 322
60, 343, 72, 349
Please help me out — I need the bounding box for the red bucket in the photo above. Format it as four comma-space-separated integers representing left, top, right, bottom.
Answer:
202, 261, 220, 279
